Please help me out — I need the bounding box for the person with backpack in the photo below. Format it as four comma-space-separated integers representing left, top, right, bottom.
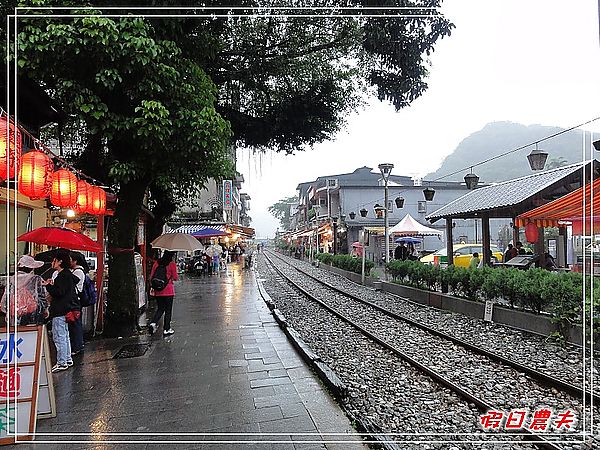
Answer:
69, 252, 97, 355
148, 250, 178, 336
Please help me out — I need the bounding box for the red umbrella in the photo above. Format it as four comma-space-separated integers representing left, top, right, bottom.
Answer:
18, 227, 101, 252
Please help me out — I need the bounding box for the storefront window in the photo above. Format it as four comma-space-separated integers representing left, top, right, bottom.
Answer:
0, 203, 32, 274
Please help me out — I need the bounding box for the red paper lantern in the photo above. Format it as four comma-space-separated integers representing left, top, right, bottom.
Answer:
88, 185, 107, 215
74, 180, 91, 213
18, 150, 54, 199
50, 169, 78, 207
0, 117, 22, 181
525, 222, 539, 243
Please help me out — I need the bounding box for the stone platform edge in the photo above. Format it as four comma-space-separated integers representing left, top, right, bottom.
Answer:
256, 273, 403, 450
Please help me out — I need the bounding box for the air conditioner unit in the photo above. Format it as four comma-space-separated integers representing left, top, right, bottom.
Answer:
318, 198, 327, 206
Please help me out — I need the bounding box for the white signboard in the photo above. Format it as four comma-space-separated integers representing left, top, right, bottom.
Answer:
0, 326, 42, 445
484, 301, 494, 322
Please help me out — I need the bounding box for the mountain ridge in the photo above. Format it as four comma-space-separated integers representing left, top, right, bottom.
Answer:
425, 121, 593, 183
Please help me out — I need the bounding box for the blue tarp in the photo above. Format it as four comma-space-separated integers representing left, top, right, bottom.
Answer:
394, 237, 421, 244
191, 227, 229, 238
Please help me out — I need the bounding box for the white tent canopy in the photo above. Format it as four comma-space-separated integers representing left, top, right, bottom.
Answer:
389, 213, 443, 237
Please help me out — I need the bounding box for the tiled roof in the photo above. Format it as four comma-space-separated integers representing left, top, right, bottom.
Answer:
426, 163, 586, 221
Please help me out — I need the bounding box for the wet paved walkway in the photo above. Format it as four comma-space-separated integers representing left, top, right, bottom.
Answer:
26, 263, 363, 449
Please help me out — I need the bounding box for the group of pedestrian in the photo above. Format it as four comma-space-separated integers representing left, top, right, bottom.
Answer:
394, 242, 417, 261
146, 241, 253, 337
1, 249, 95, 373
504, 241, 527, 262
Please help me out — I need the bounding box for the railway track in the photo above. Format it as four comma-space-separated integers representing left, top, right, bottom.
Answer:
266, 250, 600, 406
260, 250, 595, 450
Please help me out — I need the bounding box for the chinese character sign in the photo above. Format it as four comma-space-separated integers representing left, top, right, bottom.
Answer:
0, 327, 43, 444
223, 180, 233, 211
0, 368, 21, 398
480, 409, 576, 432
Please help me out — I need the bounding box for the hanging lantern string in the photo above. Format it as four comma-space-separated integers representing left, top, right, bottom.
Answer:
0, 109, 112, 191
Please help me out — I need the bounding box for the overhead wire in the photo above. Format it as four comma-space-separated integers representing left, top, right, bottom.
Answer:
431, 115, 600, 182
1, 109, 112, 190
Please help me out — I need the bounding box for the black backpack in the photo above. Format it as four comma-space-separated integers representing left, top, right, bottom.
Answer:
79, 274, 97, 307
151, 264, 169, 291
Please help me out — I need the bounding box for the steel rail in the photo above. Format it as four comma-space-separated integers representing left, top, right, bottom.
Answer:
267, 251, 600, 406
263, 251, 564, 450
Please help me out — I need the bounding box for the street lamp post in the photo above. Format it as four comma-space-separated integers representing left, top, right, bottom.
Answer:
378, 163, 394, 267
332, 217, 338, 255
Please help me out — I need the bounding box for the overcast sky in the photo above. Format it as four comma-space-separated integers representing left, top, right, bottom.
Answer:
237, 0, 600, 239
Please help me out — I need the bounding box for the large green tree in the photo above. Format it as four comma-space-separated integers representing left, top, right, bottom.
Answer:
268, 196, 299, 231
9, 1, 454, 336
15, 10, 233, 335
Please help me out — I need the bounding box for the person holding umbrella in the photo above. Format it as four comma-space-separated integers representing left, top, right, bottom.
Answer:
43, 249, 79, 372
148, 251, 179, 336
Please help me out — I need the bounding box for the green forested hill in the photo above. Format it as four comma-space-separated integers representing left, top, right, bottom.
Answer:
425, 122, 593, 183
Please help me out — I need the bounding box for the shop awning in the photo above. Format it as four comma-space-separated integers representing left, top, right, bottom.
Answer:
192, 227, 229, 238
229, 224, 255, 238
516, 177, 600, 228
172, 224, 228, 234
364, 226, 385, 233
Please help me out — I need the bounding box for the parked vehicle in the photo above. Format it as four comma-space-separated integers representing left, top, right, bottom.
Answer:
419, 243, 503, 267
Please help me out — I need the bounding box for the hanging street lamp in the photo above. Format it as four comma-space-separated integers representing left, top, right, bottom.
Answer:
464, 168, 479, 190
395, 196, 404, 208
423, 186, 435, 201
527, 143, 548, 171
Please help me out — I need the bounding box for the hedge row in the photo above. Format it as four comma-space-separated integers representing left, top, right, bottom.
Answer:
316, 253, 375, 276
386, 260, 599, 335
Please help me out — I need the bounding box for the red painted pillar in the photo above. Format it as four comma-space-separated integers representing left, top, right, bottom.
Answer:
96, 215, 105, 331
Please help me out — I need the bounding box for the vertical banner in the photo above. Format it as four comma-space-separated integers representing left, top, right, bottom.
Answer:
223, 180, 233, 211
0, 326, 43, 444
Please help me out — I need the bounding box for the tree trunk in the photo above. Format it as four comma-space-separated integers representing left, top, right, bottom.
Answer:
104, 177, 149, 337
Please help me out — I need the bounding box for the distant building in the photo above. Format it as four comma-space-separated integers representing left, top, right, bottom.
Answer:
291, 166, 510, 257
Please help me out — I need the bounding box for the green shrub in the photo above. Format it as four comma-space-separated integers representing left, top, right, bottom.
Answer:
316, 253, 333, 265
543, 272, 581, 334
422, 264, 441, 291
407, 262, 427, 288
386, 260, 411, 282
350, 256, 592, 335
451, 266, 471, 297
481, 268, 505, 301
465, 266, 489, 300
513, 268, 550, 313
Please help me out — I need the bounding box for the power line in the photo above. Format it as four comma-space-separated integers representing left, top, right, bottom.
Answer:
431, 115, 600, 182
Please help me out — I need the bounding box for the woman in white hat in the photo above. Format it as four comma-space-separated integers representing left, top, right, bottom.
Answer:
1, 255, 48, 326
